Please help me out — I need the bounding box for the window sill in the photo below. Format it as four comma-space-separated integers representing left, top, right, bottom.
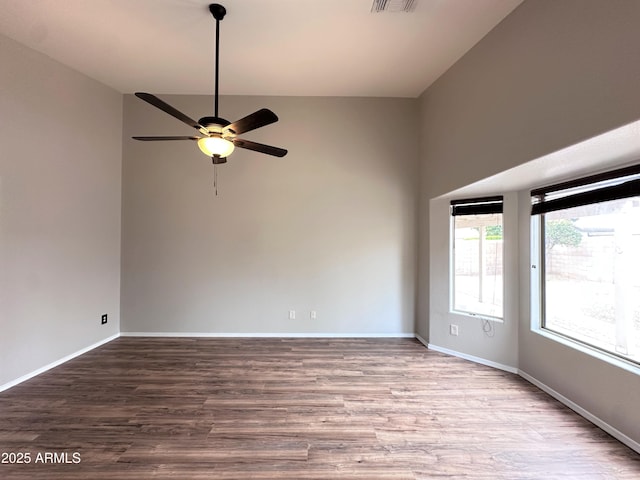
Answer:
532, 326, 640, 376
451, 310, 504, 324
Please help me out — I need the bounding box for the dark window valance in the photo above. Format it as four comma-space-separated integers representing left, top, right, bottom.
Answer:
531, 163, 640, 216
450, 196, 503, 216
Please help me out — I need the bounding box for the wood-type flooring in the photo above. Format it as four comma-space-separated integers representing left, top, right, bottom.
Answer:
0, 337, 638, 479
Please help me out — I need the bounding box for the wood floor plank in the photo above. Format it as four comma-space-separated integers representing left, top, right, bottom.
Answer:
0, 337, 638, 479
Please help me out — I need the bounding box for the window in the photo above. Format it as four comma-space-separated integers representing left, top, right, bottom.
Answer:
451, 196, 504, 320
532, 164, 640, 365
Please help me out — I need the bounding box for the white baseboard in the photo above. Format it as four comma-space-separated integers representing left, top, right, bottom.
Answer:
426, 344, 640, 454
415, 334, 429, 348
121, 331, 416, 338
518, 370, 640, 455
426, 343, 519, 374
0, 333, 120, 393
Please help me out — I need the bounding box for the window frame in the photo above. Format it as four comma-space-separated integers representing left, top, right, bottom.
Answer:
450, 196, 505, 322
530, 164, 640, 371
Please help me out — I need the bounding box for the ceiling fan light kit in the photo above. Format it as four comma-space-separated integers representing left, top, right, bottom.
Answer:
132, 3, 287, 169
198, 136, 235, 158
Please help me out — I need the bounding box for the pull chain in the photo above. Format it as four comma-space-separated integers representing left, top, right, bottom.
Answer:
213, 160, 218, 196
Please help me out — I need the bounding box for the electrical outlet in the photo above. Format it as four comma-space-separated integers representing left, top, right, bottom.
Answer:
101, 314, 108, 325
450, 324, 459, 336
289, 310, 296, 320
310, 310, 317, 320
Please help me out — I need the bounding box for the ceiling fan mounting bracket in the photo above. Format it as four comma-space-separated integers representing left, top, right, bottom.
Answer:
209, 4, 226, 21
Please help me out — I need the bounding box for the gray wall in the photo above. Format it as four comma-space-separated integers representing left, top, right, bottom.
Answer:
0, 35, 122, 387
418, 0, 640, 443
121, 95, 418, 334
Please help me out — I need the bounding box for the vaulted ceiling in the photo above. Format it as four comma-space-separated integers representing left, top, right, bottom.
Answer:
0, 0, 522, 97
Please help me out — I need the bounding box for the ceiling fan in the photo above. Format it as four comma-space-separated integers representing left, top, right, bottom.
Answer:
132, 3, 287, 165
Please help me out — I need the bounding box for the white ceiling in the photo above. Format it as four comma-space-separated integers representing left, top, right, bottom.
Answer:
0, 0, 522, 97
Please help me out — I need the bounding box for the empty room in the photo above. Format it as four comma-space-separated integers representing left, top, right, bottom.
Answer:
1, 0, 639, 478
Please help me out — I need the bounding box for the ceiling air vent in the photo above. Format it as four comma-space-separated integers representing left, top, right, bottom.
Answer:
371, 0, 417, 13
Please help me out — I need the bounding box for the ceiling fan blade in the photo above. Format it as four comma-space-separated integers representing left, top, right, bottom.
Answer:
135, 93, 205, 133
132, 136, 200, 141
234, 139, 288, 157
225, 109, 279, 135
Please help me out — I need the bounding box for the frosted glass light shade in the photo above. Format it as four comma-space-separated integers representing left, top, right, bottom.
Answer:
198, 137, 235, 157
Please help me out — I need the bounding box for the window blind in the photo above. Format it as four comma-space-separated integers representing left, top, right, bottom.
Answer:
450, 196, 503, 216
531, 163, 640, 216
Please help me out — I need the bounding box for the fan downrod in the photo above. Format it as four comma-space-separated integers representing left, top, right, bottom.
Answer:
209, 3, 226, 21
